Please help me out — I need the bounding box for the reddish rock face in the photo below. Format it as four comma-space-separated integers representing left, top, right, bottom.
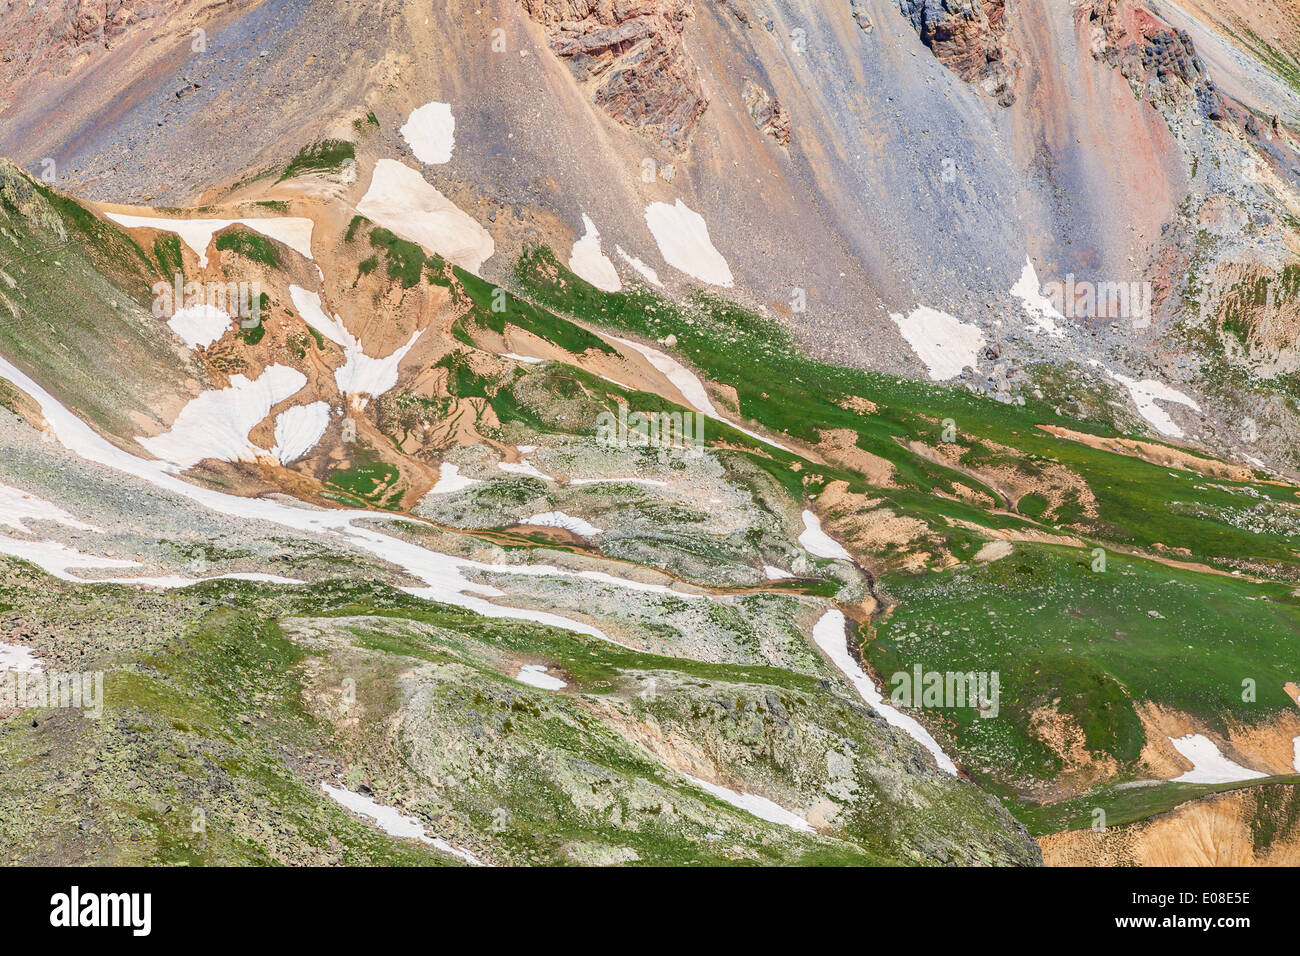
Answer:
1079, 0, 1222, 116
518, 0, 707, 152
898, 0, 1020, 107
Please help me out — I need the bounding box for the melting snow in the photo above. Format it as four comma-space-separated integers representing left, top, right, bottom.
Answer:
337, 331, 423, 399
1011, 259, 1066, 337
812, 610, 959, 775
498, 460, 555, 482
515, 664, 567, 690
321, 783, 483, 865
890, 307, 985, 381
137, 365, 305, 469
681, 772, 814, 833
168, 304, 233, 350
0, 642, 42, 673
568, 215, 622, 292
1102, 367, 1201, 439
1294, 737, 1300, 773
400, 101, 456, 165
0, 353, 689, 646
616, 245, 663, 287
644, 200, 734, 287
428, 463, 480, 494
356, 159, 494, 273
106, 213, 314, 268
1169, 734, 1266, 784
602, 332, 790, 452
0, 534, 299, 589
523, 511, 602, 537
290, 286, 422, 399
798, 510, 852, 561
271, 402, 330, 465
763, 565, 792, 580
0, 482, 100, 533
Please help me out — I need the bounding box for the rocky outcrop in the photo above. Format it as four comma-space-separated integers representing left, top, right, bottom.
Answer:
897, 0, 1019, 107
741, 79, 790, 146
519, 0, 707, 152
1080, 0, 1223, 117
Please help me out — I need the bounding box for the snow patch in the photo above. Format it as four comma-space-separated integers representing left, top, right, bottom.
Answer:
168, 304, 233, 350
290, 285, 423, 399
644, 200, 734, 287
812, 610, 958, 775
681, 772, 814, 833
428, 463, 480, 495
356, 159, 494, 273
1169, 734, 1266, 784
0, 483, 101, 533
616, 245, 663, 287
1011, 259, 1066, 337
515, 665, 567, 690
400, 101, 456, 165
0, 642, 41, 673
890, 307, 985, 381
137, 365, 306, 469
322, 783, 483, 865
602, 332, 790, 452
798, 510, 852, 561
568, 215, 622, 292
763, 565, 792, 580
1096, 365, 1201, 438
106, 213, 314, 268
498, 460, 554, 482
271, 402, 330, 465
523, 511, 602, 537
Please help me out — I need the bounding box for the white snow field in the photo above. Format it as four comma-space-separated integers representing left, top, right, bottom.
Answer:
515, 665, 568, 691
167, 304, 233, 350
427, 463, 481, 494
289, 285, 422, 400
106, 213, 315, 268
523, 511, 602, 537
644, 200, 734, 287
1010, 259, 1066, 337
812, 610, 959, 775
1169, 734, 1266, 784
0, 642, 43, 672
681, 772, 814, 833
0, 482, 101, 533
137, 365, 307, 469
798, 510, 852, 561
601, 332, 791, 452
321, 783, 483, 865
568, 215, 622, 292
616, 245, 663, 287
890, 307, 986, 381
400, 101, 456, 165
355, 159, 494, 273
271, 402, 330, 465
1111, 371, 1201, 438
